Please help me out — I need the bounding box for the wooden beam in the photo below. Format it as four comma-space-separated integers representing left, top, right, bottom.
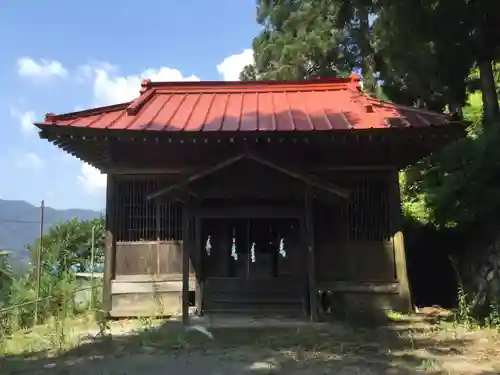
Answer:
111, 279, 196, 294
147, 154, 246, 200
107, 165, 395, 176
196, 204, 302, 219
245, 153, 349, 199
114, 273, 191, 282
182, 199, 192, 325
148, 152, 350, 201
108, 167, 186, 175
317, 281, 399, 294
305, 190, 318, 322
103, 174, 116, 316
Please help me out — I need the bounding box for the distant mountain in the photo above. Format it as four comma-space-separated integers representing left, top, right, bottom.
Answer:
0, 199, 102, 268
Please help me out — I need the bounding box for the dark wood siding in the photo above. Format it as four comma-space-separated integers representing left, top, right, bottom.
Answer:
314, 171, 395, 283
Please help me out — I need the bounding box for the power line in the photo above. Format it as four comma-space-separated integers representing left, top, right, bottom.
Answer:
0, 248, 30, 253
0, 219, 40, 224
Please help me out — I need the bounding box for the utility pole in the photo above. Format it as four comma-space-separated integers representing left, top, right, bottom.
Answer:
34, 200, 44, 325
90, 225, 95, 310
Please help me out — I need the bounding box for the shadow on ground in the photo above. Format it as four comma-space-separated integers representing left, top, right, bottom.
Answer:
1, 312, 499, 375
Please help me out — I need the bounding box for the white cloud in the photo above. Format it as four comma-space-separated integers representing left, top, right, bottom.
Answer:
78, 163, 107, 194
75, 61, 116, 84
216, 49, 254, 81
17, 57, 68, 80
60, 152, 75, 163
82, 62, 200, 106
18, 152, 44, 169
9, 107, 36, 134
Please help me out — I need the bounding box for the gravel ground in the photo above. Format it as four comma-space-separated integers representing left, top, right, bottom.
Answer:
2, 310, 500, 375
27, 352, 334, 375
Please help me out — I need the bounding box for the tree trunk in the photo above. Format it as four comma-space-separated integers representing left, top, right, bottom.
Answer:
357, 6, 376, 94
478, 58, 499, 124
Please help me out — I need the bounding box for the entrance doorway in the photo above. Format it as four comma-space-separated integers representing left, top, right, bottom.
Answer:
199, 216, 307, 316
202, 218, 301, 279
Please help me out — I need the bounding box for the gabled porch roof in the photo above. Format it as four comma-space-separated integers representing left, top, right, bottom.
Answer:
147, 152, 350, 201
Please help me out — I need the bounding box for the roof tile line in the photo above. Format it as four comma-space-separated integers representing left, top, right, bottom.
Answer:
105, 110, 128, 130
255, 92, 260, 131
218, 93, 230, 132
318, 100, 334, 131
283, 91, 296, 131
199, 93, 217, 132
236, 92, 244, 131
144, 94, 174, 131
86, 113, 104, 128
300, 93, 315, 131
269, 92, 277, 131
182, 93, 203, 131
165, 93, 188, 132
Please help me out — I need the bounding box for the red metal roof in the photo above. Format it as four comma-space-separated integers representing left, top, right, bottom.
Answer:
36, 74, 452, 133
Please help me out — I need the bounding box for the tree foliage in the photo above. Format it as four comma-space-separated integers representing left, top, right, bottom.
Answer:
0, 251, 13, 307
4, 216, 104, 328
242, 0, 500, 232
27, 216, 104, 278
241, 0, 358, 80
401, 66, 500, 228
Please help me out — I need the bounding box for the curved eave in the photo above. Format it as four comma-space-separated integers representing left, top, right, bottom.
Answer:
35, 121, 467, 174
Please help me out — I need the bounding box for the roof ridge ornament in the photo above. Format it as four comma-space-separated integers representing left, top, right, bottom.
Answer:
44, 113, 56, 122
348, 73, 362, 91
127, 86, 156, 115
140, 79, 152, 94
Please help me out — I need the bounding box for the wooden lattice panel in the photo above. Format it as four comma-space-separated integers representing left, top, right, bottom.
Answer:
114, 178, 183, 242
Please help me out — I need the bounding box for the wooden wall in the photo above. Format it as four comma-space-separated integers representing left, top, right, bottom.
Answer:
313, 170, 410, 316
106, 177, 197, 317
110, 241, 197, 317
114, 241, 194, 276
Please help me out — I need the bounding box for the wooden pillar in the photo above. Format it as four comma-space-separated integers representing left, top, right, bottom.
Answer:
182, 199, 192, 325
394, 231, 412, 313
103, 174, 116, 316
389, 171, 412, 313
195, 214, 204, 316
156, 201, 161, 275
305, 189, 318, 321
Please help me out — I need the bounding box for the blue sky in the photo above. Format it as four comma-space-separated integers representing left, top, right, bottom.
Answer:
0, 0, 260, 211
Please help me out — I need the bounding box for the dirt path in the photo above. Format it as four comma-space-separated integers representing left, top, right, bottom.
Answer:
2, 311, 500, 375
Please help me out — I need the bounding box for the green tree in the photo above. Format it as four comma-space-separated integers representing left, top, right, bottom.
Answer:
0, 251, 13, 307
323, 0, 379, 93
7, 216, 104, 328
373, 0, 500, 118
402, 67, 500, 228
242, 1, 500, 230
28, 216, 104, 278
241, 0, 357, 80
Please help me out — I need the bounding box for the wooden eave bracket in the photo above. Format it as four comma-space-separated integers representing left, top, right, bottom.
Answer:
147, 152, 350, 201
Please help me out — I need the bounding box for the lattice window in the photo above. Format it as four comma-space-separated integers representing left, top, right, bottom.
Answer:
114, 178, 183, 242
348, 178, 391, 241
